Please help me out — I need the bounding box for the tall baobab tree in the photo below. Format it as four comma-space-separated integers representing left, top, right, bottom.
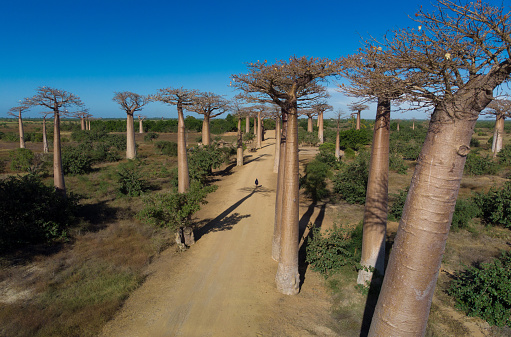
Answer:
362, 1, 511, 335
232, 56, 339, 295
271, 105, 282, 173
304, 110, 317, 132
349, 102, 368, 130
153, 87, 198, 193
41, 112, 51, 153
188, 92, 229, 146
253, 104, 269, 149
113, 92, 150, 159
8, 104, 30, 149
25, 87, 84, 194
311, 102, 332, 144
485, 99, 511, 156
75, 109, 89, 131
334, 108, 346, 159
137, 115, 146, 134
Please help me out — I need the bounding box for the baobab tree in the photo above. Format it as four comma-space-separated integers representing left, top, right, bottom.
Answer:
137, 115, 146, 134
7, 104, 30, 149
75, 109, 89, 131
348, 102, 368, 130
253, 104, 269, 149
113, 92, 150, 159
41, 112, 51, 153
304, 110, 317, 132
25, 87, 84, 194
311, 102, 332, 144
231, 96, 250, 166
334, 108, 346, 159
188, 92, 229, 146
232, 56, 339, 295
361, 1, 511, 335
485, 99, 511, 156
153, 87, 198, 193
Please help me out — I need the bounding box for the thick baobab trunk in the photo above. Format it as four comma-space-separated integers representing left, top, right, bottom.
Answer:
126, 113, 136, 159
202, 115, 211, 146
368, 103, 480, 336
273, 112, 287, 261
245, 116, 250, 134
42, 116, 49, 153
397, 122, 400, 132
335, 120, 340, 160
88, 119, 91, 131
257, 111, 262, 149
307, 115, 313, 132
237, 117, 243, 166
18, 112, 25, 149
177, 104, 190, 193
273, 117, 281, 173
356, 111, 361, 130
318, 111, 324, 144
53, 112, 66, 194
492, 112, 505, 156
80, 118, 86, 131
253, 117, 257, 135
412, 120, 416, 130
139, 119, 144, 134
275, 106, 300, 295
357, 98, 390, 285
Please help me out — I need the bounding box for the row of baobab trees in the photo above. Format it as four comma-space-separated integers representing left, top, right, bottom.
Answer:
6, 0, 511, 334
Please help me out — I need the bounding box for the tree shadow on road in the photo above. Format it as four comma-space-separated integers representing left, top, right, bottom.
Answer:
244, 154, 270, 165
298, 202, 327, 288
195, 187, 260, 240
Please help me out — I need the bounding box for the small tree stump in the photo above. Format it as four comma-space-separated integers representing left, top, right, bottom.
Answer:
183, 226, 195, 246
175, 228, 187, 251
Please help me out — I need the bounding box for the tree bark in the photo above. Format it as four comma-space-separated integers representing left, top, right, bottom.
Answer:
53, 111, 66, 194
126, 113, 136, 159
18, 112, 25, 149
257, 111, 262, 149
177, 103, 190, 193
253, 117, 257, 135
368, 103, 479, 336
80, 117, 85, 131
273, 116, 281, 173
42, 116, 49, 153
335, 118, 340, 160
246, 116, 250, 134
356, 111, 361, 130
275, 105, 300, 295
357, 98, 390, 285
202, 115, 211, 146
307, 115, 313, 132
273, 112, 287, 261
318, 111, 324, 144
237, 117, 243, 166
139, 119, 144, 134
492, 112, 505, 157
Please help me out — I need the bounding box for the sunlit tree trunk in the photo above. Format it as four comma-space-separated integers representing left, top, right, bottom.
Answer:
397, 121, 400, 132
42, 116, 49, 153
237, 117, 243, 166
412, 120, 415, 130
18, 111, 25, 149
318, 111, 324, 144
257, 110, 262, 149
53, 111, 66, 194
253, 117, 257, 135
492, 112, 505, 157
139, 119, 144, 134
307, 114, 313, 132
356, 111, 361, 130
177, 103, 190, 193
273, 112, 287, 261
126, 113, 136, 159
202, 115, 211, 146
357, 98, 390, 285
246, 115, 250, 133
273, 116, 281, 173
276, 104, 300, 295
335, 118, 340, 160
88, 119, 91, 131
80, 117, 86, 131
369, 102, 480, 336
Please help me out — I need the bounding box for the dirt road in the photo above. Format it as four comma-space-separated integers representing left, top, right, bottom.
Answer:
100, 132, 339, 336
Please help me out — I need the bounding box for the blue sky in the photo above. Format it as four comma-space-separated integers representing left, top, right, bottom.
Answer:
0, 0, 486, 120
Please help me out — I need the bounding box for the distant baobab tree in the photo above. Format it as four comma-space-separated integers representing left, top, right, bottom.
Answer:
188, 92, 229, 146
7, 104, 30, 149
334, 108, 346, 159
232, 56, 340, 295
485, 99, 511, 156
75, 109, 89, 130
25, 87, 84, 194
41, 112, 51, 153
231, 96, 249, 166
311, 102, 332, 144
153, 87, 198, 193
348, 102, 368, 130
113, 91, 150, 159
137, 115, 146, 134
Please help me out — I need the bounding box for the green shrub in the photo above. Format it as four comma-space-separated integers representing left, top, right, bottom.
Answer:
9, 148, 35, 172
338, 129, 372, 150
1, 132, 19, 142
497, 144, 511, 166
464, 152, 498, 176
319, 142, 335, 155
0, 174, 77, 251
474, 182, 511, 228
389, 187, 409, 221
470, 137, 481, 147
243, 132, 255, 142
298, 129, 319, 146
137, 181, 217, 230
62, 144, 93, 175
188, 144, 233, 183
343, 148, 356, 159
306, 222, 363, 277
155, 141, 178, 156
333, 152, 369, 204
447, 251, 511, 327
300, 158, 331, 202
389, 153, 408, 174
116, 160, 147, 197
144, 132, 159, 142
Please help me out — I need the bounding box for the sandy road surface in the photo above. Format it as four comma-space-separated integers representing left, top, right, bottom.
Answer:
101, 132, 339, 337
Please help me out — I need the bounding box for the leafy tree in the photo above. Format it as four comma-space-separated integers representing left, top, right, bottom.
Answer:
9, 148, 35, 172
474, 181, 511, 228
333, 152, 370, 204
